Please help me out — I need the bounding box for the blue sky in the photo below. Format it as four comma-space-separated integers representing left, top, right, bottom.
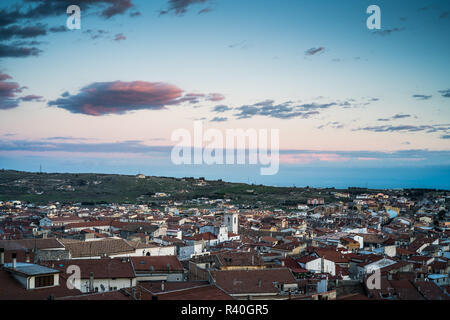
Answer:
0, 0, 449, 188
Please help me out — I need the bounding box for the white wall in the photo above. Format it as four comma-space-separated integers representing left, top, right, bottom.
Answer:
384, 245, 397, 257
136, 272, 184, 282
218, 225, 229, 243
364, 258, 396, 274
305, 258, 336, 276
353, 235, 364, 249
178, 242, 204, 261
80, 278, 136, 293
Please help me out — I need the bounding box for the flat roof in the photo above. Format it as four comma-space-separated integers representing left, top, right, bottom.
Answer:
428, 274, 447, 280
4, 262, 60, 276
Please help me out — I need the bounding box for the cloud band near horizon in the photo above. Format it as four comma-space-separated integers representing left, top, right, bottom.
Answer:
0, 138, 449, 166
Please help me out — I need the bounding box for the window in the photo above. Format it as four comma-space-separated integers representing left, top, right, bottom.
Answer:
35, 275, 54, 288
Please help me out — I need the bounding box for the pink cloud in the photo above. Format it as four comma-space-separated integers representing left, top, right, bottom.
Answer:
0, 72, 41, 109
280, 153, 350, 164
114, 33, 126, 41
48, 80, 223, 116
207, 93, 225, 102
21, 94, 44, 102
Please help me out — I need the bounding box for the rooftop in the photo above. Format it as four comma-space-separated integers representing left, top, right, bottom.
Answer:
3, 262, 60, 276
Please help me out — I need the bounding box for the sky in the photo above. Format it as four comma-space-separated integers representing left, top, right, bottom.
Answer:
0, 0, 449, 189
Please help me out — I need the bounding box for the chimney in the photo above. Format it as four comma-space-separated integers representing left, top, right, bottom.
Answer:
0, 248, 4, 266
25, 250, 30, 263
257, 279, 262, 288
89, 272, 94, 293
161, 281, 165, 292
12, 253, 17, 270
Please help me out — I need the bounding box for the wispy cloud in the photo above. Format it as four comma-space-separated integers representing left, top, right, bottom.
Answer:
372, 27, 405, 36
210, 116, 228, 122
44, 136, 91, 141
20, 94, 44, 102
438, 89, 450, 98
392, 114, 412, 120
233, 98, 373, 120
198, 7, 212, 14
207, 93, 225, 102
280, 153, 350, 164
354, 124, 450, 134
212, 105, 231, 113
228, 40, 249, 49
377, 114, 412, 122
160, 0, 212, 16
317, 121, 345, 130
84, 29, 109, 40
412, 94, 432, 100
114, 33, 127, 41
305, 47, 325, 56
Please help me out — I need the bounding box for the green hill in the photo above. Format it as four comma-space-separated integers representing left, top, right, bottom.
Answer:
0, 169, 339, 206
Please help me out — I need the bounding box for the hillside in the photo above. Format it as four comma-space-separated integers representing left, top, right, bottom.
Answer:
0, 170, 344, 206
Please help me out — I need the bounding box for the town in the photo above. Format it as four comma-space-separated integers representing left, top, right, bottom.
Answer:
0, 171, 448, 300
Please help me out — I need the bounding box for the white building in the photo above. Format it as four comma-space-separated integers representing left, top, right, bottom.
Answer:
178, 241, 206, 261
356, 257, 396, 279
298, 256, 336, 276
217, 225, 229, 243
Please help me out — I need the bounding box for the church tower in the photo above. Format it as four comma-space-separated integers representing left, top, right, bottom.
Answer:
224, 212, 238, 234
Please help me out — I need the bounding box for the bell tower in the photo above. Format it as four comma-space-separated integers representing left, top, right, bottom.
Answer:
224, 212, 238, 234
